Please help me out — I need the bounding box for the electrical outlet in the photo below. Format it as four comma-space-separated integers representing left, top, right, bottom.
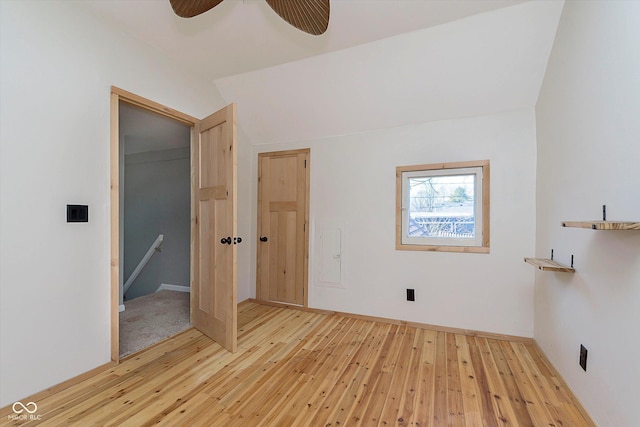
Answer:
579, 344, 588, 371
406, 289, 415, 301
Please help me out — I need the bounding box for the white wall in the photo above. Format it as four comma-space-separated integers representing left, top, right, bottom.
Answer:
535, 1, 640, 425
0, 0, 226, 406
247, 109, 537, 337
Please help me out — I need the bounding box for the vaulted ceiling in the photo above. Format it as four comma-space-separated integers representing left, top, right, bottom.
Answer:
83, 0, 564, 145
82, 0, 531, 80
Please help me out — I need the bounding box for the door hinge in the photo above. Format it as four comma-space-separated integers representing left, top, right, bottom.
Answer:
304, 223, 306, 232
304, 159, 307, 168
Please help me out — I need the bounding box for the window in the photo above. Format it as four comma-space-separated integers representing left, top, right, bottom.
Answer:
396, 160, 490, 253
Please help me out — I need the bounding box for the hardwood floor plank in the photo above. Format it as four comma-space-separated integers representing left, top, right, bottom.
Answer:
123, 343, 273, 427
466, 336, 500, 426
395, 328, 423, 426
411, 329, 437, 426
455, 334, 483, 426
141, 392, 219, 426
78, 339, 227, 425
337, 323, 392, 425
0, 302, 594, 427
446, 332, 465, 426
212, 314, 326, 409
512, 342, 570, 426
228, 316, 361, 425
270, 317, 360, 425
474, 337, 519, 426
526, 343, 596, 426
300, 321, 376, 425
44, 335, 215, 424
5, 331, 209, 426
278, 317, 365, 425
333, 322, 394, 426
432, 330, 448, 426
345, 323, 394, 426
220, 315, 333, 425
358, 325, 407, 425
487, 338, 534, 426
302, 319, 377, 426
500, 340, 555, 425
377, 326, 416, 425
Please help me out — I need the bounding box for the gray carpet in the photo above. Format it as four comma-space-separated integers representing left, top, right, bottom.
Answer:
119, 290, 190, 358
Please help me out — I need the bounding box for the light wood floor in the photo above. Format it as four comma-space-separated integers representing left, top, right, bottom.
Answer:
2, 301, 594, 426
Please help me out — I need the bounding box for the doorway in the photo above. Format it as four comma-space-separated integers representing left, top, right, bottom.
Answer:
118, 101, 191, 358
110, 87, 238, 362
256, 149, 310, 306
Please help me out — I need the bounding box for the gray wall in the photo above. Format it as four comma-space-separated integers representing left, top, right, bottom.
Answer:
124, 147, 190, 300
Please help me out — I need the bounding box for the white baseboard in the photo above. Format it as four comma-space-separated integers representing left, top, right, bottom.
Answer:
156, 283, 190, 293
118, 304, 125, 313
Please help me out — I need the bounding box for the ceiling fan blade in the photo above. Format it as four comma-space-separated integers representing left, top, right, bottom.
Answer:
266, 0, 330, 36
169, 0, 225, 18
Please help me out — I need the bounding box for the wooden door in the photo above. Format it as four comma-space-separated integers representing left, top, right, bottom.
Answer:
257, 149, 310, 306
192, 103, 237, 352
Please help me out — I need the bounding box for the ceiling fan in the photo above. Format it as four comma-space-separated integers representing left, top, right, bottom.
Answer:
169, 0, 330, 35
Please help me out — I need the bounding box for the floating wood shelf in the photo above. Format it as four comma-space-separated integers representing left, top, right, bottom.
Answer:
524, 257, 575, 273
562, 221, 640, 230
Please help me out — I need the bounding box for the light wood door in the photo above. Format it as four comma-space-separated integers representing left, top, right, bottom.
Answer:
192, 103, 237, 352
257, 149, 310, 306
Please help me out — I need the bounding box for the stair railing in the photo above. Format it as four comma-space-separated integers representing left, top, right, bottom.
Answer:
123, 234, 164, 297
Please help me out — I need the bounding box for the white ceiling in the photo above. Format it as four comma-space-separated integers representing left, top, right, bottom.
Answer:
88, 0, 563, 146
216, 0, 564, 144
82, 0, 530, 81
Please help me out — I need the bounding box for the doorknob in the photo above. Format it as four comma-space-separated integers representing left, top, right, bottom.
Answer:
259, 236, 268, 242
220, 237, 231, 245
233, 237, 242, 244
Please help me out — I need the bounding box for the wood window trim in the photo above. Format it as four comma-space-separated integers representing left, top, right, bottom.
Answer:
395, 160, 490, 254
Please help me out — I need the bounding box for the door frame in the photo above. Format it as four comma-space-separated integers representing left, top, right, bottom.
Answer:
109, 86, 198, 362
256, 148, 310, 307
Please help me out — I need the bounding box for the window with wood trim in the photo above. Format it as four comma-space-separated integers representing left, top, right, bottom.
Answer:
396, 160, 490, 253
